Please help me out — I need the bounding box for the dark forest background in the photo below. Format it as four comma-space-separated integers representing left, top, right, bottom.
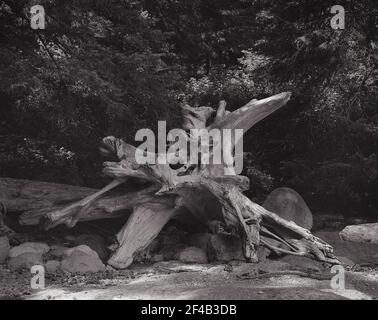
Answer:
0, 0, 377, 218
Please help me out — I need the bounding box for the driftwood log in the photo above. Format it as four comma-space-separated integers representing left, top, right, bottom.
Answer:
3, 92, 339, 268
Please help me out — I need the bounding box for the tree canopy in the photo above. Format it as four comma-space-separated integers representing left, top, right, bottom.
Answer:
0, 0, 377, 217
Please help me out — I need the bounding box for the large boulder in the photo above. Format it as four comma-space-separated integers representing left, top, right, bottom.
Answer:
0, 236, 10, 263
75, 234, 109, 261
8, 253, 43, 271
263, 187, 313, 230
207, 234, 244, 262
339, 223, 378, 244
61, 245, 105, 273
8, 242, 50, 258
176, 246, 208, 264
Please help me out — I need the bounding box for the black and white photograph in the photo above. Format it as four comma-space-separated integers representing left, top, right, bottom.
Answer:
0, 0, 377, 306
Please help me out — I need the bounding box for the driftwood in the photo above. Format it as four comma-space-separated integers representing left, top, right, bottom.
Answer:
0, 178, 97, 213
3, 92, 339, 268
0, 178, 149, 225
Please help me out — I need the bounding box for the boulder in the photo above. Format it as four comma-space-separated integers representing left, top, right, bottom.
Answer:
63, 244, 97, 257
75, 234, 109, 261
8, 253, 43, 271
8, 242, 50, 258
339, 223, 378, 244
61, 245, 105, 273
263, 187, 313, 230
177, 246, 208, 264
207, 234, 244, 262
45, 260, 61, 273
0, 236, 10, 263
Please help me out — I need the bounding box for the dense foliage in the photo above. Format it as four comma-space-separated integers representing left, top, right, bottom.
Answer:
0, 0, 377, 217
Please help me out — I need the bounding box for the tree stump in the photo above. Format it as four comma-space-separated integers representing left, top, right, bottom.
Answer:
23, 92, 339, 268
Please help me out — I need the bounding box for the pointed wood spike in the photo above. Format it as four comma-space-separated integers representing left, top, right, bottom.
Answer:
209, 92, 292, 133
214, 100, 227, 124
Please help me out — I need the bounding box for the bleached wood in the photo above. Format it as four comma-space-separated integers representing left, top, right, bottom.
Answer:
9, 91, 339, 268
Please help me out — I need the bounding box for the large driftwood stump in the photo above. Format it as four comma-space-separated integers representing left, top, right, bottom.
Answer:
21, 92, 339, 268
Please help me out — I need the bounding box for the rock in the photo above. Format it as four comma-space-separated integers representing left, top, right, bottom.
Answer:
0, 236, 10, 263
339, 223, 378, 244
177, 246, 208, 264
63, 244, 101, 259
186, 233, 211, 251
75, 234, 109, 261
207, 234, 244, 262
45, 260, 61, 273
263, 187, 313, 230
8, 242, 50, 258
49, 245, 70, 258
61, 245, 106, 273
8, 253, 43, 271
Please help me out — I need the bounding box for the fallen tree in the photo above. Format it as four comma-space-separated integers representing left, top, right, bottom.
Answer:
2, 92, 340, 268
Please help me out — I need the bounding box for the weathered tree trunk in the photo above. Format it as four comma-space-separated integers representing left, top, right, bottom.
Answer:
19, 184, 160, 227
6, 92, 339, 268
0, 177, 97, 213
0, 178, 157, 226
